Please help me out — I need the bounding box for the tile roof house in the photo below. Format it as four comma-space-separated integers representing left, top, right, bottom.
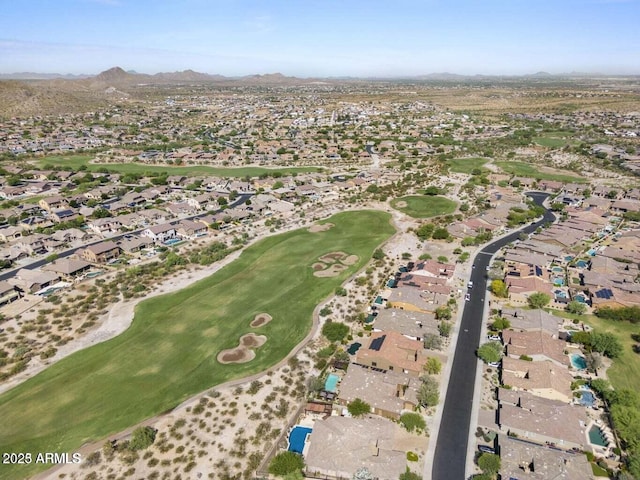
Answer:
503, 330, 570, 367
500, 308, 562, 336
81, 241, 121, 264
501, 357, 573, 403
305, 416, 407, 480
336, 364, 420, 420
355, 330, 427, 377
9, 268, 60, 293
498, 389, 588, 450
41, 258, 92, 279
141, 223, 177, 243
498, 434, 594, 480
372, 308, 439, 341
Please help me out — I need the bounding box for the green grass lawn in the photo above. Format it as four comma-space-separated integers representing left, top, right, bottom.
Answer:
0, 210, 394, 479
533, 136, 579, 148
33, 155, 321, 178
447, 157, 489, 174
550, 310, 640, 391
391, 195, 457, 218
495, 161, 586, 183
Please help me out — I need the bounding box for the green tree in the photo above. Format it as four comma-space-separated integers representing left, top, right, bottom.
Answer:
477, 453, 501, 475
399, 412, 426, 433
566, 300, 587, 315
416, 223, 435, 240
417, 375, 439, 407
477, 342, 503, 364
490, 280, 508, 298
527, 292, 551, 309
399, 469, 422, 480
423, 334, 443, 351
423, 185, 440, 195
91, 207, 111, 219
432, 227, 450, 240
347, 398, 371, 417
591, 332, 623, 358
491, 317, 511, 331
438, 321, 452, 338
322, 321, 349, 342
435, 306, 452, 320
269, 451, 305, 477
437, 255, 448, 263
372, 248, 385, 260
424, 357, 442, 374
129, 426, 157, 451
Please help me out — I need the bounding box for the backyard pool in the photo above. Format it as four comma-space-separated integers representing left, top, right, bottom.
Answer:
565, 255, 574, 262
576, 260, 589, 269
324, 373, 340, 393
589, 425, 609, 447
164, 238, 182, 246
553, 278, 565, 286
288, 426, 312, 454
387, 279, 397, 288
579, 387, 596, 407
588, 249, 597, 256
85, 270, 104, 278
374, 296, 384, 305
552, 266, 564, 273
347, 342, 362, 355
570, 354, 587, 370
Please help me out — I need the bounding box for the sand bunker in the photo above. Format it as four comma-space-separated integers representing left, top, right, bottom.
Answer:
312, 251, 359, 277
217, 333, 267, 364
319, 251, 348, 263
314, 264, 347, 277
343, 255, 359, 266
395, 200, 408, 208
250, 313, 272, 328
308, 223, 334, 233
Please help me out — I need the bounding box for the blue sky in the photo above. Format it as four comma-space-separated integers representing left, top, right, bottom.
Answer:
1, 0, 638, 76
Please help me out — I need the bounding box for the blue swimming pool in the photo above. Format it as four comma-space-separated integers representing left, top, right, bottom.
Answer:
164, 238, 182, 245
579, 387, 596, 407
588, 249, 597, 256
589, 425, 609, 447
576, 260, 589, 268
325, 373, 340, 392
288, 426, 312, 454
571, 354, 587, 370
374, 296, 384, 305
347, 342, 362, 355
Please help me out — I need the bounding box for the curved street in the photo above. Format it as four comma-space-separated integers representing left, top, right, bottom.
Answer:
431, 192, 556, 480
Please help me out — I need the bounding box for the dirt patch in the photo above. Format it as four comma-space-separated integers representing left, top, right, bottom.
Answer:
343, 255, 359, 266
217, 333, 267, 364
308, 222, 334, 233
395, 200, 408, 208
250, 313, 272, 328
313, 264, 347, 278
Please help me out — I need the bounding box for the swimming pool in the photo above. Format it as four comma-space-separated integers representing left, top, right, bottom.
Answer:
325, 373, 340, 393
579, 387, 596, 407
374, 296, 384, 305
565, 255, 574, 262
288, 426, 312, 454
347, 342, 362, 355
589, 425, 609, 447
553, 278, 565, 286
588, 249, 597, 256
576, 260, 589, 269
164, 238, 182, 246
552, 267, 564, 273
570, 354, 587, 370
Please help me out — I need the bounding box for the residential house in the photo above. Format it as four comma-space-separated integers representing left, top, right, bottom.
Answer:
176, 219, 207, 239
388, 286, 449, 313
501, 357, 573, 403
81, 241, 121, 263
498, 434, 594, 480
500, 308, 562, 336
118, 237, 153, 253
372, 308, 439, 341
0, 226, 24, 242
354, 330, 427, 377
497, 389, 588, 450
502, 330, 570, 367
141, 223, 177, 243
305, 416, 407, 480
49, 208, 79, 224
16, 233, 49, 255
88, 217, 122, 236
42, 259, 92, 279
10, 268, 60, 293
38, 195, 67, 211
0, 280, 22, 306
336, 364, 420, 420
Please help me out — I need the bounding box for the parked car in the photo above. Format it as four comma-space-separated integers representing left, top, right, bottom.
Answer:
488, 361, 501, 368
478, 445, 495, 454
464, 293, 471, 301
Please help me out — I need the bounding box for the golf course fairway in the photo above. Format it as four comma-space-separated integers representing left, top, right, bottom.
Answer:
0, 210, 394, 479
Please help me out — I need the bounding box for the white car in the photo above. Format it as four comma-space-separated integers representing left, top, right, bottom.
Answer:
464, 293, 471, 301
488, 361, 501, 368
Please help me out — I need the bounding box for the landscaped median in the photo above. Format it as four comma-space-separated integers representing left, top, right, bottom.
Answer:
0, 210, 394, 479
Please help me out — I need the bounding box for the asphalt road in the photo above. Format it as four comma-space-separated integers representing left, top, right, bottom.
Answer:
0, 193, 252, 282
431, 192, 555, 480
